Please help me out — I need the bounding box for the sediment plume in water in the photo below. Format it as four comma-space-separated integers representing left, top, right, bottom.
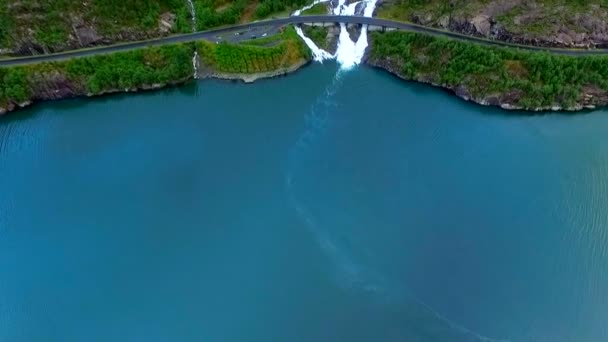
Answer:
288, 3, 512, 338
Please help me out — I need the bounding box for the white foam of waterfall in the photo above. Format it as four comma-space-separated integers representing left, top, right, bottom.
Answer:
333, 0, 346, 15
348, 0, 380, 68
332, 0, 380, 69
295, 26, 335, 62
363, 0, 377, 17
343, 0, 360, 15
192, 51, 199, 79
292, 0, 334, 62
333, 1, 361, 69
293, 0, 379, 69
186, 0, 197, 31
292, 0, 330, 16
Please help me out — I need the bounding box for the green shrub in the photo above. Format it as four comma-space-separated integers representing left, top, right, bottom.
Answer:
1, 43, 194, 108
371, 31, 608, 108
197, 27, 309, 73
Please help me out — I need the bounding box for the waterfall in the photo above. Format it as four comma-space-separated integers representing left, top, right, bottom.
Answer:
293, 0, 334, 62
292, 0, 330, 16
295, 26, 334, 62
186, 0, 197, 31
192, 51, 199, 79
333, 0, 378, 69
186, 0, 198, 79
292, 0, 379, 69
333, 1, 360, 68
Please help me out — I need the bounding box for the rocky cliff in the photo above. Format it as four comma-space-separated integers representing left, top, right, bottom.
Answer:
365, 55, 608, 112
0, 0, 184, 57
379, 0, 608, 49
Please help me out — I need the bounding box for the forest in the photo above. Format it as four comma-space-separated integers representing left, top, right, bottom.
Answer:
1, 26, 310, 112
370, 31, 608, 109
377, 0, 608, 48
0, 44, 195, 110
0, 0, 191, 48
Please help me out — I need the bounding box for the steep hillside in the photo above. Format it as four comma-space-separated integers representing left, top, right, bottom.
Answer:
0, 0, 197, 55
378, 0, 608, 48
0, 26, 310, 115
368, 30, 608, 111
0, 0, 308, 56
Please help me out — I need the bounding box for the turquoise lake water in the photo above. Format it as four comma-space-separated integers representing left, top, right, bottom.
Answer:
1, 63, 607, 341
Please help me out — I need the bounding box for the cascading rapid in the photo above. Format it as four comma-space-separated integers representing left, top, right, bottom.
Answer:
293, 0, 379, 69
187, 0, 199, 79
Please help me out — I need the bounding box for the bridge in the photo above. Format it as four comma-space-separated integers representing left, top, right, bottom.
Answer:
1, 15, 606, 67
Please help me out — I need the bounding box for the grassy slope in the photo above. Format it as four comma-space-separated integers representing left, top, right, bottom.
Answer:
377, 0, 608, 42
301, 2, 328, 15
303, 26, 330, 50
369, 30, 608, 109
0, 0, 313, 55
198, 26, 310, 73
0, 0, 192, 50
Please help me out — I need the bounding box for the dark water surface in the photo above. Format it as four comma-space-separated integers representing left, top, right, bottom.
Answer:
1, 63, 607, 342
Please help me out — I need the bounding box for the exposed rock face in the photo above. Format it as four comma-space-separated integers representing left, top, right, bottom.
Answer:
28, 72, 84, 101
71, 15, 103, 47
346, 25, 362, 42
0, 73, 189, 116
75, 27, 103, 46
471, 15, 491, 36
15, 41, 47, 55
3, 11, 178, 57
0, 54, 311, 116
0, 72, 84, 116
405, 0, 608, 49
326, 26, 340, 55
159, 12, 177, 34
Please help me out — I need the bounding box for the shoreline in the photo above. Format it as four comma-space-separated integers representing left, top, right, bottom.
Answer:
0, 77, 190, 117
364, 58, 601, 113
366, 30, 608, 112
0, 60, 311, 117
2, 49, 607, 116
198, 59, 309, 83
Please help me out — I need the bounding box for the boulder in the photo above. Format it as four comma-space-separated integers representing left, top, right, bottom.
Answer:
556, 32, 573, 45
438, 15, 450, 28
15, 41, 45, 55
75, 26, 102, 46
159, 12, 176, 33
454, 85, 472, 101
471, 14, 491, 36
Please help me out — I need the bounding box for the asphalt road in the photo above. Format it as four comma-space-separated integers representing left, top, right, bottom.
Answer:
1, 15, 607, 67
